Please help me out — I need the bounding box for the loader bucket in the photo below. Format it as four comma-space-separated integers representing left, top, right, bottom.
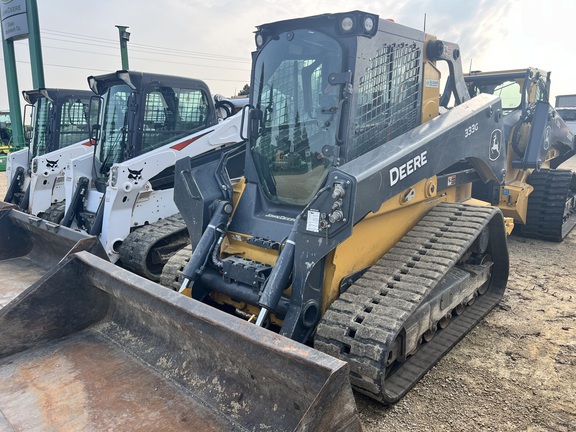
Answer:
0, 203, 106, 309
0, 251, 360, 432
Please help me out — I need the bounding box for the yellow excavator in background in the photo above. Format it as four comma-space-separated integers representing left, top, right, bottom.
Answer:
0, 11, 510, 430
466, 68, 576, 241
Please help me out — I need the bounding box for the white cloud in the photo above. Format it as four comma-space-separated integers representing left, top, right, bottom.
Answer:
1, 0, 574, 110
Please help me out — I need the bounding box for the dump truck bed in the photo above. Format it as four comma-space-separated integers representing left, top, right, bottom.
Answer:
0, 251, 360, 432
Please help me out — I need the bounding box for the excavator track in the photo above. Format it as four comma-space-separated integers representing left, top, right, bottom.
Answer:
522, 169, 576, 242
159, 244, 192, 290
119, 214, 190, 282
315, 202, 508, 404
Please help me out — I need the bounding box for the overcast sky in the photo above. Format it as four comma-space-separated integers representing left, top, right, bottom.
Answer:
1, 0, 574, 111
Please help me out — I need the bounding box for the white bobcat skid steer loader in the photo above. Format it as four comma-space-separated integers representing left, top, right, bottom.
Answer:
4, 88, 94, 214
59, 70, 246, 281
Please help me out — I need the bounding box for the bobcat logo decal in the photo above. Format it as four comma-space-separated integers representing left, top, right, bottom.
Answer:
46, 159, 59, 169
128, 168, 143, 181
128, 168, 144, 183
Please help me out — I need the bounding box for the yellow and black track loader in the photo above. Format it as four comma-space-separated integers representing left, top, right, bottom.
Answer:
0, 11, 510, 430
164, 11, 511, 405
466, 68, 576, 241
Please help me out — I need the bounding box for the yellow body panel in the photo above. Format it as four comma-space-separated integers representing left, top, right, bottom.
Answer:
231, 177, 247, 213
498, 181, 533, 224
320, 180, 472, 314
421, 37, 441, 124
503, 217, 515, 235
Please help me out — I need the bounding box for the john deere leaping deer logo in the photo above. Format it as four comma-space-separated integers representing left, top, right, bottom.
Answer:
543, 126, 551, 151
489, 129, 502, 161
46, 159, 59, 169
128, 168, 143, 182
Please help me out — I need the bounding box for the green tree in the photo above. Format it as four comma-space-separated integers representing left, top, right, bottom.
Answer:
237, 84, 250, 97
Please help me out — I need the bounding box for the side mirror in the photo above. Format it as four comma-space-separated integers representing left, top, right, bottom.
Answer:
88, 95, 102, 144
248, 107, 262, 141
22, 103, 34, 145
90, 124, 101, 145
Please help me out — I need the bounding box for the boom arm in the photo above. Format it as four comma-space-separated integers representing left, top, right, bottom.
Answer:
512, 101, 576, 170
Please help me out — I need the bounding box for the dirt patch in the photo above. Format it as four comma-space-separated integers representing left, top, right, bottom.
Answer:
357, 232, 576, 431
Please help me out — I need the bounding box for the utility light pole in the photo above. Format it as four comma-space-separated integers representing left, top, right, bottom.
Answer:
116, 25, 130, 70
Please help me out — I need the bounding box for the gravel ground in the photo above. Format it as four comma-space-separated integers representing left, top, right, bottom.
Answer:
0, 159, 574, 431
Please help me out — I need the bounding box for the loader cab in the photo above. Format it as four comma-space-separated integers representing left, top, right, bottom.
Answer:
248, 11, 424, 208
465, 68, 550, 115
556, 107, 576, 134
464, 68, 551, 157
22, 88, 93, 161
88, 70, 217, 191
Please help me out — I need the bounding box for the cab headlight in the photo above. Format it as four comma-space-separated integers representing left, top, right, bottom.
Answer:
363, 16, 375, 32
340, 16, 355, 33
110, 165, 118, 187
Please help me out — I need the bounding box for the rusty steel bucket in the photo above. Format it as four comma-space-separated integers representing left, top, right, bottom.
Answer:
0, 202, 105, 310
0, 251, 361, 431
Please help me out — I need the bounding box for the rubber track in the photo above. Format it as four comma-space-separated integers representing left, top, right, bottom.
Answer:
119, 214, 189, 282
159, 244, 193, 291
522, 169, 576, 242
315, 202, 504, 404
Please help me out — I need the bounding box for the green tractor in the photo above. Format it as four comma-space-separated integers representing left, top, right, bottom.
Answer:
0, 110, 13, 171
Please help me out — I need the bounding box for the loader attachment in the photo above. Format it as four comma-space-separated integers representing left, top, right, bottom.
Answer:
0, 204, 105, 309
0, 251, 360, 432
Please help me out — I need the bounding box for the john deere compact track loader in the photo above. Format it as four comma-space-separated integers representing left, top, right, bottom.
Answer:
162, 11, 510, 404
466, 68, 576, 241
4, 88, 94, 212
0, 11, 509, 430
